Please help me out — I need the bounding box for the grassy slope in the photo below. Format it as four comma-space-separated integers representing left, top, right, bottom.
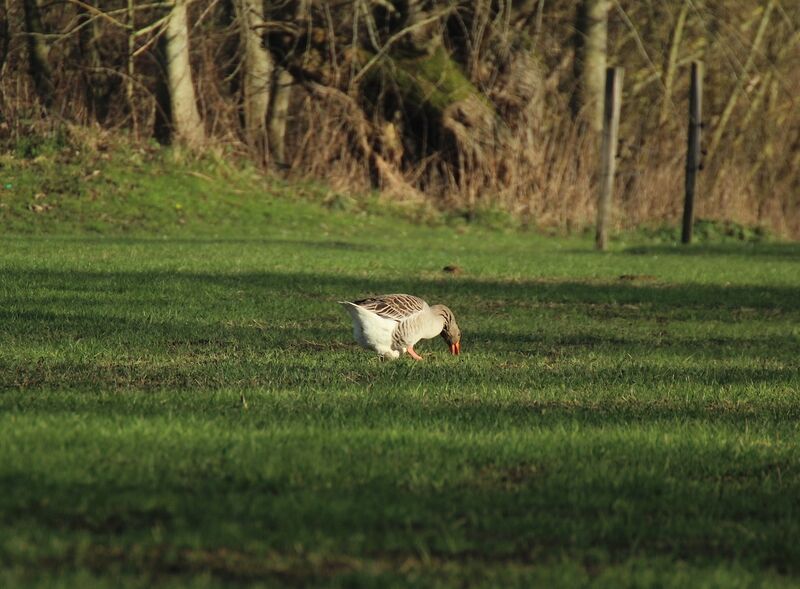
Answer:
1, 143, 800, 588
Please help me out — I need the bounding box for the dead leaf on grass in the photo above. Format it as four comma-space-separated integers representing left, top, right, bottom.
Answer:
29, 203, 53, 213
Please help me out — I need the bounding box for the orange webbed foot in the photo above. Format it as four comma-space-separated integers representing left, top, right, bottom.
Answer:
407, 345, 424, 361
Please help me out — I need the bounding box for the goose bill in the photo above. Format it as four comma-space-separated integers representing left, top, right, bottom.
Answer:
450, 342, 461, 355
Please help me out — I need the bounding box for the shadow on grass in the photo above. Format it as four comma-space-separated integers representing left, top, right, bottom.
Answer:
5, 366, 800, 428
3, 438, 800, 579
623, 242, 800, 259
3, 267, 799, 309
3, 351, 798, 395
0, 234, 383, 250
1, 265, 798, 392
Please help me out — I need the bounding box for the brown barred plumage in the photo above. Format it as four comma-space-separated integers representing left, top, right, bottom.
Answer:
351, 294, 427, 320
340, 294, 461, 359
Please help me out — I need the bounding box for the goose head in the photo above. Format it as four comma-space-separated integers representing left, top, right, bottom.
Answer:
433, 305, 461, 355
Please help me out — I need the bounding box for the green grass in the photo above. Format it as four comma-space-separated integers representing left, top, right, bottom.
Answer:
2, 141, 800, 587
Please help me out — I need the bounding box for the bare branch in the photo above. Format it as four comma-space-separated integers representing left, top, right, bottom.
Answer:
133, 15, 171, 40
64, 0, 130, 29
352, 6, 454, 85
612, 0, 665, 93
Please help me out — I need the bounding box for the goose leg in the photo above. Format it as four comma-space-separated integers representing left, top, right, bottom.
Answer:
407, 345, 424, 361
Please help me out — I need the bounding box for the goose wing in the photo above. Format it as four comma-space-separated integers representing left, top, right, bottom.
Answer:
351, 294, 427, 321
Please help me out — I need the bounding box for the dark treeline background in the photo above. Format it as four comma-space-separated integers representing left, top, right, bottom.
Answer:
1, 1, 798, 235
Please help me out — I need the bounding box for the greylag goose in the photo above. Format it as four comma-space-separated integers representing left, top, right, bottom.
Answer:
339, 294, 461, 360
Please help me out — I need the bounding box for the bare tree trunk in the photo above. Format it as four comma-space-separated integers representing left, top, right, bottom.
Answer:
236, 0, 273, 159
0, 0, 10, 73
268, 67, 292, 168
572, 0, 609, 134
266, 0, 309, 170
126, 0, 138, 138
533, 0, 545, 43
21, 0, 54, 108
78, 7, 113, 124
164, 0, 204, 148
707, 0, 774, 163
659, 0, 690, 125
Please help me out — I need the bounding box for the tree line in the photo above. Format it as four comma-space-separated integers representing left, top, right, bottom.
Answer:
1, 1, 798, 235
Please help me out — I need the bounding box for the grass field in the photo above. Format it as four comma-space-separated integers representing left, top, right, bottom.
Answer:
2, 147, 800, 587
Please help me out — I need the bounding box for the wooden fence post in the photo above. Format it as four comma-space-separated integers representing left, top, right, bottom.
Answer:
595, 67, 624, 251
682, 61, 703, 245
